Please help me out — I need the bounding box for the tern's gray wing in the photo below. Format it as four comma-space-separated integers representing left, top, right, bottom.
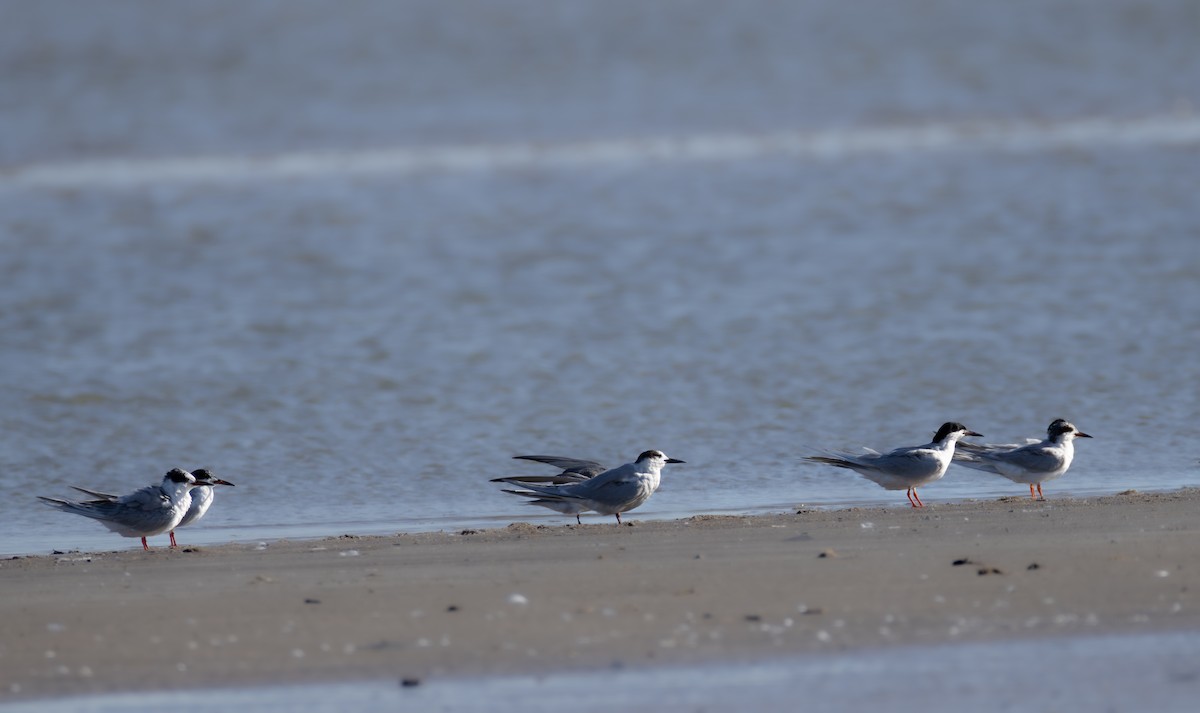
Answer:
39, 488, 175, 535
503, 463, 623, 501
497, 480, 581, 500
573, 475, 643, 505
115, 483, 173, 509
501, 490, 592, 515
523, 498, 590, 515
955, 439, 1064, 474
40, 483, 169, 518
980, 443, 1065, 473
806, 450, 885, 471
557, 462, 646, 503
954, 441, 1004, 468
810, 447, 929, 476
956, 440, 1026, 455
856, 446, 941, 478
492, 472, 594, 486
512, 455, 608, 478
70, 485, 120, 501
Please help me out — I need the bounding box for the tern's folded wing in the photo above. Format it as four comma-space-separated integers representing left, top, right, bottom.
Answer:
69, 485, 120, 501
115, 485, 172, 511
986, 444, 1064, 473
512, 455, 608, 477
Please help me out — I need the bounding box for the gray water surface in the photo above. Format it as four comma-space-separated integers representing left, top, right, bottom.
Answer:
2, 1, 1198, 555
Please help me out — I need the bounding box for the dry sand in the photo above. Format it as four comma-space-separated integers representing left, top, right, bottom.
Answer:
3, 489, 1198, 701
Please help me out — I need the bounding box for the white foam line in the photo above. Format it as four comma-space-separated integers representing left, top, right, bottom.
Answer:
4, 115, 1199, 189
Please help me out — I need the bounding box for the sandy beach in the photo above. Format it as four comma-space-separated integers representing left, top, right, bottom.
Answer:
2, 488, 1198, 702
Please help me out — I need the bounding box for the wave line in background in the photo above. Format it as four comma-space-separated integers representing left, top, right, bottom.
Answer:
4, 114, 1200, 189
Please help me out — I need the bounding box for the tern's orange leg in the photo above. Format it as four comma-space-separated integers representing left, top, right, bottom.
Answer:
141, 537, 150, 551
911, 489, 925, 508
1029, 484, 1037, 500
1036, 484, 1045, 500
906, 489, 919, 508
169, 531, 178, 548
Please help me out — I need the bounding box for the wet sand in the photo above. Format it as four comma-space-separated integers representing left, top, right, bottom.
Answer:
3, 489, 1198, 701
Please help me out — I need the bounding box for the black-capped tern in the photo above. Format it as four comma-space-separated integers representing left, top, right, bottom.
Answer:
806, 422, 982, 508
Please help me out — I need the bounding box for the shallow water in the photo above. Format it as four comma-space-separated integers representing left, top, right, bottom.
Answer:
4, 631, 1199, 712
2, 1, 1198, 556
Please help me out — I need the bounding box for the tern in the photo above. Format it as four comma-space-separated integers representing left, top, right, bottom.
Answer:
171, 468, 235, 545
73, 468, 238, 546
39, 468, 199, 551
493, 450, 685, 524
492, 455, 608, 524
806, 422, 982, 508
953, 418, 1092, 500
